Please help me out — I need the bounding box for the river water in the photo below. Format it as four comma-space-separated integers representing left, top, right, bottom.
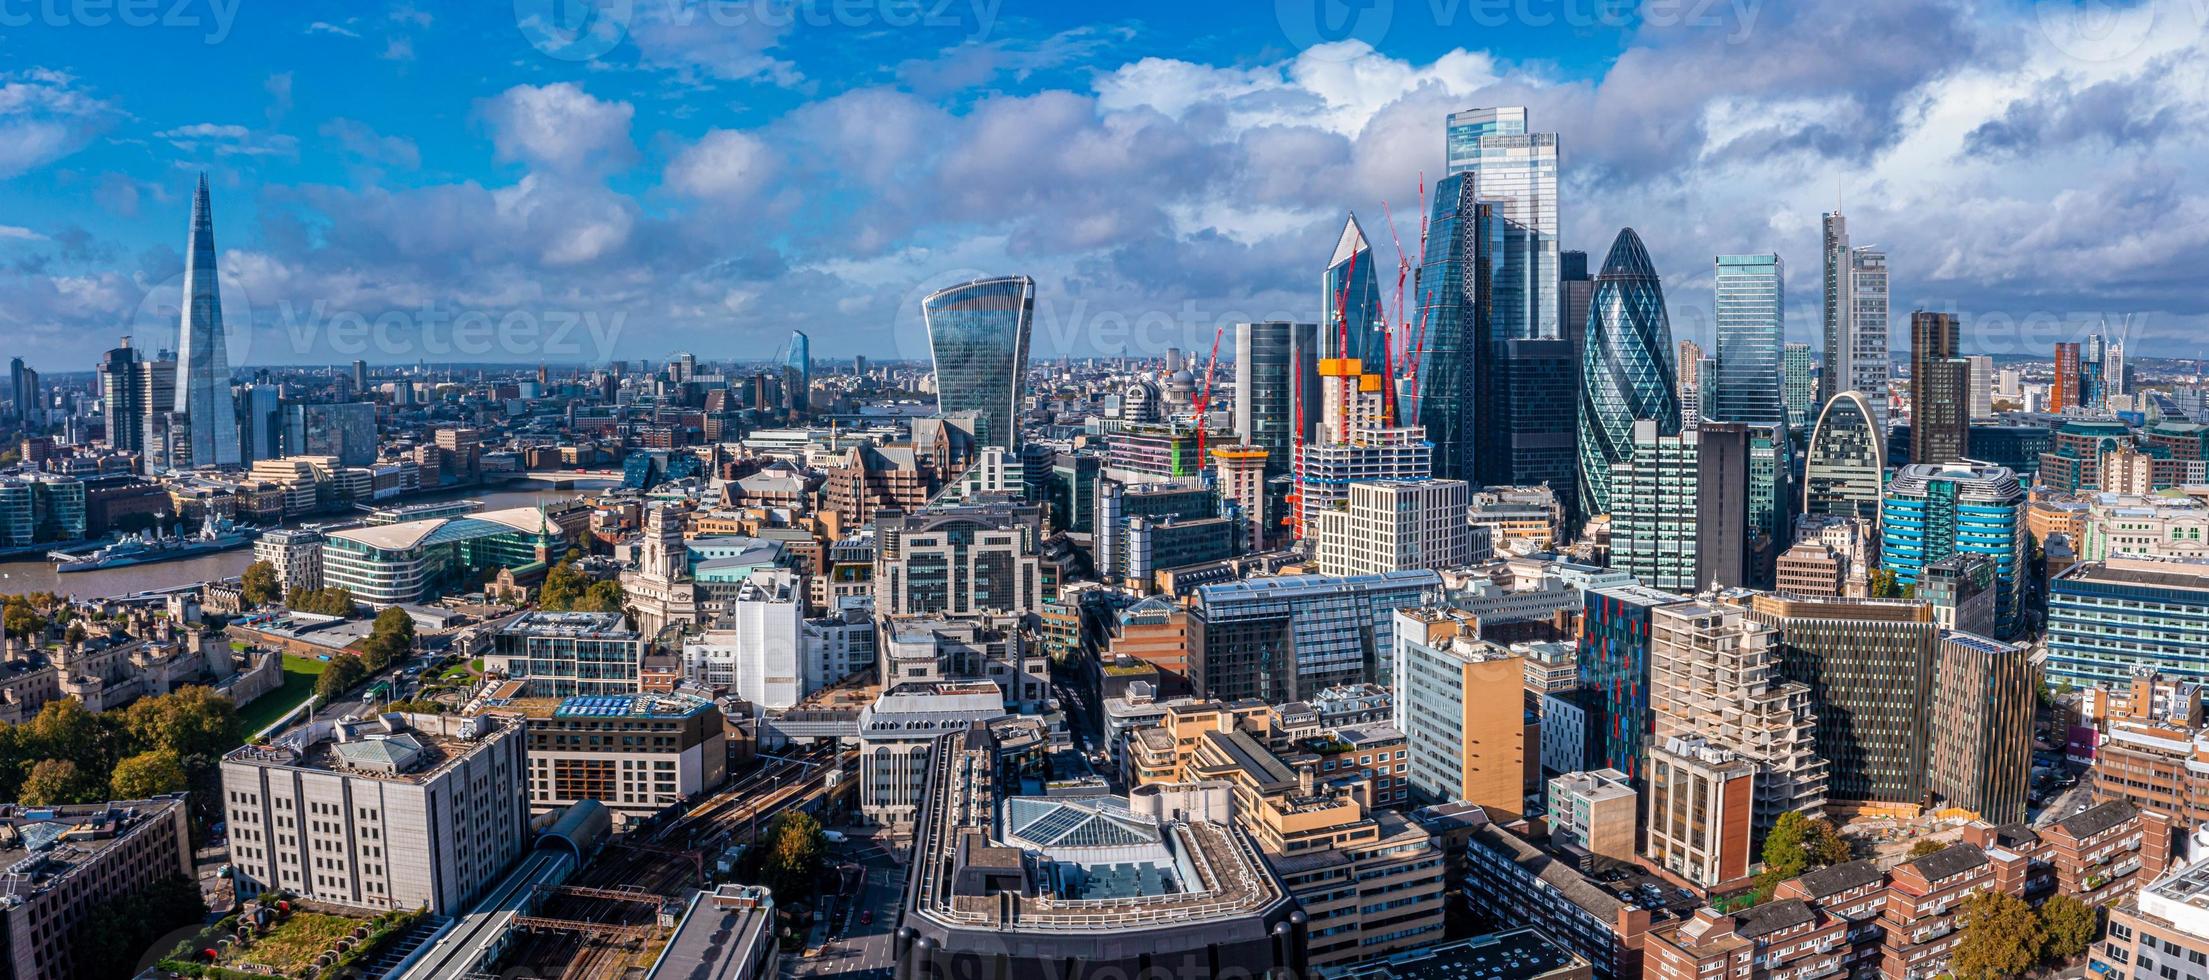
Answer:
0, 478, 619, 600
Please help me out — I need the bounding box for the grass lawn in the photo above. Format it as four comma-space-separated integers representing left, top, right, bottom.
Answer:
223, 912, 361, 973
237, 655, 327, 736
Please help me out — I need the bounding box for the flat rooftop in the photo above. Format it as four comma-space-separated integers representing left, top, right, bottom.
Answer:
227, 714, 512, 783
500, 692, 716, 720
0, 798, 183, 904
1321, 928, 1587, 979
646, 885, 773, 980
496, 610, 635, 639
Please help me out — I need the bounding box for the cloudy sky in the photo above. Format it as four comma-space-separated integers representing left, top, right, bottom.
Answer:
0, 0, 2204, 368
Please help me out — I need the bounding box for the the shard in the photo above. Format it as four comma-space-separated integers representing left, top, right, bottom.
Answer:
174, 173, 240, 468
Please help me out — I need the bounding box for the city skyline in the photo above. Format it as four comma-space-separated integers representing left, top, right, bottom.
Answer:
1, 3, 2206, 366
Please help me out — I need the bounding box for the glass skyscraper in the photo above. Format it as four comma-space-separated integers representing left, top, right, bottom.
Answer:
922, 275, 1034, 453
175, 173, 240, 468
1714, 253, 1785, 427
1577, 228, 1681, 519
1323, 214, 1388, 369
1820, 211, 1890, 430
1416, 172, 1497, 482
1803, 391, 1887, 521
1234, 321, 1320, 478
1446, 106, 1559, 342
1882, 462, 2027, 639
1782, 342, 1816, 431
782, 329, 811, 416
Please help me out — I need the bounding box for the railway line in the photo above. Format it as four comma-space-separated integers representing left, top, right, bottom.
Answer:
494, 744, 855, 980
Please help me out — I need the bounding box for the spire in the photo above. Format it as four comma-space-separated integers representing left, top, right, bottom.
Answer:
173, 171, 240, 467
1330, 213, 1370, 268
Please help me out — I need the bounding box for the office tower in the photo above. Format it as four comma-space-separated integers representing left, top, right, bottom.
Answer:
1802, 391, 1887, 521
1486, 338, 1580, 503
1445, 106, 1559, 341
1560, 249, 1593, 354
2052, 341, 2082, 412
0, 473, 86, 546
141, 354, 178, 472
1208, 445, 1267, 550
1233, 321, 1320, 477
1714, 253, 1786, 426
1189, 570, 1442, 701
283, 402, 378, 466
1610, 420, 1751, 592
1578, 583, 1692, 782
1910, 311, 1970, 467
175, 174, 241, 468
1312, 479, 1480, 576
1820, 211, 1891, 430
1927, 631, 2035, 824
782, 329, 810, 416
683, 569, 805, 708
1882, 462, 2027, 638
1747, 425, 1794, 581
6, 357, 22, 422
350, 359, 367, 391
1649, 601, 1826, 837
9, 362, 37, 427
1644, 735, 1757, 889
1416, 171, 1496, 481
98, 339, 148, 454
1677, 339, 1705, 425
241, 383, 281, 462
1747, 593, 1938, 805
1965, 355, 1995, 420
2046, 557, 2209, 688
1323, 214, 1389, 366
220, 713, 530, 915
1577, 228, 1681, 518
1782, 342, 1816, 431
922, 274, 1033, 453
873, 503, 1044, 617
2107, 333, 2129, 400
1395, 609, 1529, 817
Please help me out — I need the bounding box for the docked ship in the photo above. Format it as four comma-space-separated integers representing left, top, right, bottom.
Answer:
48, 514, 259, 572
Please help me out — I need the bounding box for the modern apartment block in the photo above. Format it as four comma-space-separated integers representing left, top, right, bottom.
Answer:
1648, 600, 1826, 837
0, 798, 192, 980
1926, 631, 2035, 824
484, 611, 645, 697
1312, 479, 1482, 577
1882, 462, 2028, 639
220, 712, 530, 915
1547, 768, 1638, 863
1578, 583, 1693, 782
2094, 855, 2209, 980
1744, 593, 1938, 809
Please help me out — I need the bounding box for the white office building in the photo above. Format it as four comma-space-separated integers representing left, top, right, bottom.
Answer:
1312, 479, 1483, 577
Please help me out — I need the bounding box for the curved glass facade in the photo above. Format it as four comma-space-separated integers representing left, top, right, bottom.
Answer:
1803, 391, 1887, 521
1416, 173, 1496, 482
922, 275, 1034, 453
783, 329, 810, 415
1576, 228, 1680, 518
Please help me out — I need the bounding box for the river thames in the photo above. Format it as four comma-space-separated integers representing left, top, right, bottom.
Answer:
0, 478, 618, 599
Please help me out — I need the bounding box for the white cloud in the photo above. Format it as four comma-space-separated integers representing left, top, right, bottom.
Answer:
665, 130, 776, 202
477, 83, 636, 175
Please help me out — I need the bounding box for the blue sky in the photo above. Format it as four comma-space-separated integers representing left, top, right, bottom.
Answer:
1, 0, 2204, 367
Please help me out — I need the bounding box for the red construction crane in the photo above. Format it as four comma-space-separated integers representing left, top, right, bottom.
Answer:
1194, 324, 1225, 463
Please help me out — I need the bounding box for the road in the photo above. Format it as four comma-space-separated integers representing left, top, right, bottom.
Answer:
785, 840, 906, 980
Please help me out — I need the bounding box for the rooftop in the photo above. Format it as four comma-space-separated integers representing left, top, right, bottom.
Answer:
495, 610, 635, 639
1321, 927, 1586, 980
0, 798, 184, 905
645, 885, 774, 980
226, 713, 511, 783
499, 692, 716, 720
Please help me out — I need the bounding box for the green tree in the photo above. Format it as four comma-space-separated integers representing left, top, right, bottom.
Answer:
2037, 893, 2098, 961
240, 560, 282, 607
1953, 891, 2042, 979
121, 686, 243, 763
316, 653, 368, 700
359, 607, 417, 671
538, 561, 586, 611
69, 873, 207, 980
1867, 567, 1902, 599
1752, 812, 1853, 902
287, 587, 358, 617
111, 748, 188, 799
19, 758, 95, 806
574, 579, 625, 614
1906, 838, 1950, 860
762, 811, 827, 898
1807, 819, 1852, 866
27, 698, 104, 766
2, 600, 44, 640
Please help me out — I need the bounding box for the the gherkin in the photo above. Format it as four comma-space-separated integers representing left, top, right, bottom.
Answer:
1577, 228, 1680, 518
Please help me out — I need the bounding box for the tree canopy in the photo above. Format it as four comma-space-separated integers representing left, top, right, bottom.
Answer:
240, 561, 282, 607
1954, 891, 2040, 980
